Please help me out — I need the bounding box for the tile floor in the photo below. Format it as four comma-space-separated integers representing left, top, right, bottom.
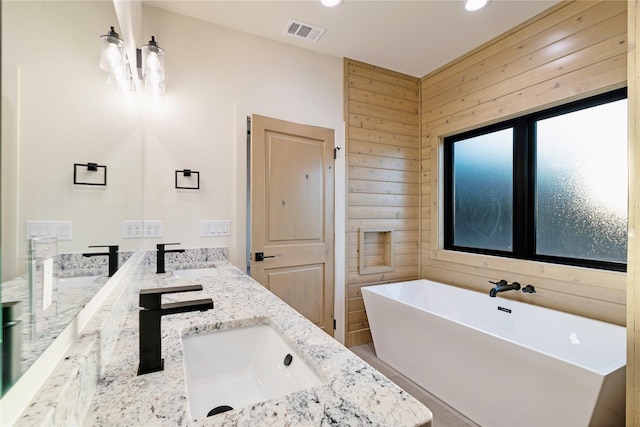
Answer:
350, 343, 479, 427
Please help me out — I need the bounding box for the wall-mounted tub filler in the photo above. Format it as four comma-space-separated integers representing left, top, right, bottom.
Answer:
522, 284, 536, 294
138, 285, 213, 375
488, 279, 520, 297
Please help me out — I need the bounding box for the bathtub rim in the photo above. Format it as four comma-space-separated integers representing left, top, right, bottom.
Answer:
361, 279, 626, 376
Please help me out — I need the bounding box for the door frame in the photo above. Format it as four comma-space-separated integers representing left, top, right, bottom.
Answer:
233, 103, 346, 344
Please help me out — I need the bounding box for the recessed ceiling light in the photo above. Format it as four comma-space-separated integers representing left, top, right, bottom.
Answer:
321, 0, 343, 7
465, 0, 490, 12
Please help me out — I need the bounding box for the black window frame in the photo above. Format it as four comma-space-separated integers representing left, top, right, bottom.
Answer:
444, 87, 628, 272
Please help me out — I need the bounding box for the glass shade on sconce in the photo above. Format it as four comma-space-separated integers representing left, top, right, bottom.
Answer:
465, 0, 490, 11
99, 26, 129, 92
142, 36, 165, 95
320, 0, 343, 6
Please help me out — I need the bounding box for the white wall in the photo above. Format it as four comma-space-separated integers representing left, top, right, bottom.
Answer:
139, 7, 346, 340
139, 6, 344, 262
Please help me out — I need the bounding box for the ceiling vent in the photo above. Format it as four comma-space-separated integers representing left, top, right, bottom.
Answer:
283, 19, 326, 43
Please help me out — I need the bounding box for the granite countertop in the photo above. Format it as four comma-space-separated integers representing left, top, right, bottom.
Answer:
2, 251, 133, 379
3, 273, 109, 377
83, 260, 433, 426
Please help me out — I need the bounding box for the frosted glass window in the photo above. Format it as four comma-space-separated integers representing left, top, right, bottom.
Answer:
453, 128, 513, 251
444, 88, 627, 271
535, 99, 628, 263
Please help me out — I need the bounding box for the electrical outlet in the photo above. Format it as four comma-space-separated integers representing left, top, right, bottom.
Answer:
122, 221, 143, 238
144, 220, 163, 238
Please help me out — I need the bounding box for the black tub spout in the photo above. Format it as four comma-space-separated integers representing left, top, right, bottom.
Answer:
489, 280, 521, 297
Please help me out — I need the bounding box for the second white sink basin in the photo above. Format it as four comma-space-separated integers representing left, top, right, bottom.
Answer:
172, 268, 218, 279
181, 324, 325, 419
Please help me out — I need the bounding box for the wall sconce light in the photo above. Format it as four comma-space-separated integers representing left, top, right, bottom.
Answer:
99, 28, 165, 95
99, 26, 130, 93
140, 36, 165, 96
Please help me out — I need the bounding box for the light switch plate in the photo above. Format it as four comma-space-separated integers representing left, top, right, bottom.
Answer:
201, 220, 231, 237
26, 221, 73, 241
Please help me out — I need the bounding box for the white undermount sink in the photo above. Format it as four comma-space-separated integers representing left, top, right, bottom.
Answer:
172, 268, 218, 279
181, 324, 325, 419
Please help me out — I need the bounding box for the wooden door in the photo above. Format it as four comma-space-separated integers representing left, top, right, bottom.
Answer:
251, 114, 335, 336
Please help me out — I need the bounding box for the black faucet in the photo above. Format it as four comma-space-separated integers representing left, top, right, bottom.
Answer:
156, 243, 186, 274
138, 284, 213, 375
489, 279, 521, 297
82, 245, 119, 277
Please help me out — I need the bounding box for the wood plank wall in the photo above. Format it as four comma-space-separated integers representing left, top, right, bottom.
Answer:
344, 59, 420, 347
627, 1, 639, 423
420, 1, 628, 325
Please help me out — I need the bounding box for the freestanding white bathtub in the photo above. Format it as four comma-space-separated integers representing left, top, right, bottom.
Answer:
362, 279, 626, 427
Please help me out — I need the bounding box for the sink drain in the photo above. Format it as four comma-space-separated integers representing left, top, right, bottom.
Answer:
283, 353, 293, 366
207, 405, 234, 417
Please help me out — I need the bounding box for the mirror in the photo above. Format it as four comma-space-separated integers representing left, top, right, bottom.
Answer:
1, 0, 143, 395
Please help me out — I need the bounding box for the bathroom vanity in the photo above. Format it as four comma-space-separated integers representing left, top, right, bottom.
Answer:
15, 249, 432, 426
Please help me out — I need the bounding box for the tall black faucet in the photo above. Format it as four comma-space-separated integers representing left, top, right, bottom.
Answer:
82, 245, 119, 277
489, 279, 521, 297
138, 284, 213, 375
156, 243, 186, 274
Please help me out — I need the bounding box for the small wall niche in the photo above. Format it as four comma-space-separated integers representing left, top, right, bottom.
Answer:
359, 228, 395, 275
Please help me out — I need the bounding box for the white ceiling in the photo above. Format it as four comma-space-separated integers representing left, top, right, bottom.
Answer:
143, 0, 560, 78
